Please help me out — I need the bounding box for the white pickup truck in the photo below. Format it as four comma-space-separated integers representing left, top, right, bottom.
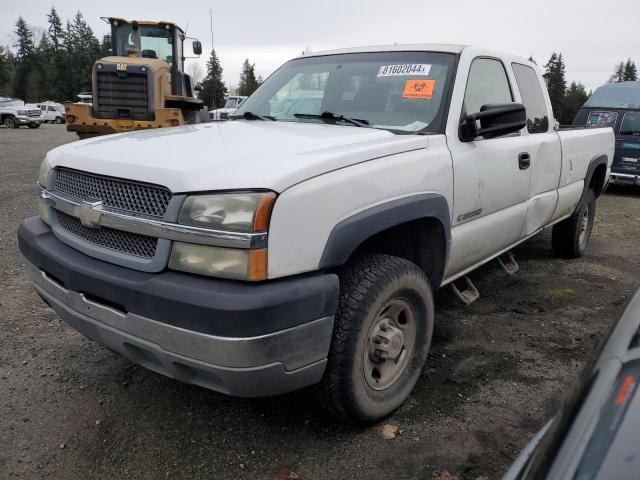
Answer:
19, 44, 614, 423
0, 97, 43, 129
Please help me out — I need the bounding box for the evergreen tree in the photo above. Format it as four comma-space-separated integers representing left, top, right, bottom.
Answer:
0, 46, 14, 95
65, 12, 101, 98
197, 49, 227, 109
561, 82, 588, 125
13, 16, 37, 100
609, 61, 626, 83
543, 52, 566, 120
238, 59, 260, 96
623, 59, 638, 82
45, 7, 68, 100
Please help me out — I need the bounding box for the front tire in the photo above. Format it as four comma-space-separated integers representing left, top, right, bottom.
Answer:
552, 189, 596, 258
4, 117, 17, 129
317, 254, 434, 424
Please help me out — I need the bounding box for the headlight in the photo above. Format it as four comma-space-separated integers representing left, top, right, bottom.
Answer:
17, 110, 26, 116
178, 192, 275, 232
171, 191, 275, 280
169, 244, 267, 281
38, 158, 51, 188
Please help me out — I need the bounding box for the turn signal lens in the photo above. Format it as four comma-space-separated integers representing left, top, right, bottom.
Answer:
66, 115, 75, 123
170, 119, 180, 127
169, 243, 268, 281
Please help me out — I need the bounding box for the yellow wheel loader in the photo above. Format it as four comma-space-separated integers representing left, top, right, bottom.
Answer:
66, 17, 207, 139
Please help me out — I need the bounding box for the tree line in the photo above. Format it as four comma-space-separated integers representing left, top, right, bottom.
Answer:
1, 8, 637, 118
0, 8, 263, 108
540, 53, 638, 125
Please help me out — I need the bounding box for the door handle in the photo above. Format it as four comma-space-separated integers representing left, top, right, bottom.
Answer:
518, 152, 531, 170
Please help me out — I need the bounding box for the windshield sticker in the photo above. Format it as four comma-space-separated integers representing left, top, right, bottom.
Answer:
586, 111, 618, 127
402, 79, 435, 100
377, 64, 431, 77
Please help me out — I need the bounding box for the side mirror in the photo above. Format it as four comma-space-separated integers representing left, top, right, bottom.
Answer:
192, 40, 202, 55
460, 103, 527, 142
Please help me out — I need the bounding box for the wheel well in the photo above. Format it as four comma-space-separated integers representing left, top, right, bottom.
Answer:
349, 218, 447, 288
589, 163, 607, 197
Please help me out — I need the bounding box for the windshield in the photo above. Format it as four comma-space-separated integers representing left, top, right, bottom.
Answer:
620, 112, 640, 137
234, 51, 456, 134
224, 98, 241, 108
112, 24, 175, 64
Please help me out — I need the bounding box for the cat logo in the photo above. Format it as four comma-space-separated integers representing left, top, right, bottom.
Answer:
116, 64, 127, 72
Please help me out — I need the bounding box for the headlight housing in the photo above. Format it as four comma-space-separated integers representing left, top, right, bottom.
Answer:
178, 192, 275, 232
38, 158, 52, 188
170, 191, 275, 280
17, 110, 26, 116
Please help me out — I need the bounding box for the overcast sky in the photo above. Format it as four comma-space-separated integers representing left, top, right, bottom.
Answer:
1, 0, 638, 92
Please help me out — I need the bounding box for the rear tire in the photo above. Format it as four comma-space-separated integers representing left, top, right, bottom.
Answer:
55, 116, 64, 124
552, 189, 596, 258
4, 117, 16, 129
28, 123, 40, 129
317, 254, 434, 424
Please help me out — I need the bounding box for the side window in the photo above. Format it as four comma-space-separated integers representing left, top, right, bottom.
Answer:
512, 63, 549, 134
463, 58, 513, 115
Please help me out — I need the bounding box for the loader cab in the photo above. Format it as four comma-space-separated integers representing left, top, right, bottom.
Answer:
106, 17, 202, 97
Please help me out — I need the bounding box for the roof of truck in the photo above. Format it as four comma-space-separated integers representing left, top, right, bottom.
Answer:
297, 44, 467, 59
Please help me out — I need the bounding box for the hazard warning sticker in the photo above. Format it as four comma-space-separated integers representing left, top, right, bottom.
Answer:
402, 79, 435, 100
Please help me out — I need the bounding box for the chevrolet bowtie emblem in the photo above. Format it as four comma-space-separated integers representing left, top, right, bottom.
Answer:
74, 201, 103, 228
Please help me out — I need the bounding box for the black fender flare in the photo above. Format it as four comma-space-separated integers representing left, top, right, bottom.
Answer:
318, 193, 451, 271
581, 154, 609, 201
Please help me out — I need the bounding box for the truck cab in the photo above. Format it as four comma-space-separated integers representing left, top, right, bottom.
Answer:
209, 96, 248, 121
573, 82, 640, 187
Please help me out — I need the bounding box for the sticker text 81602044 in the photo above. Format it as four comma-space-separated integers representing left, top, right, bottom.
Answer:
377, 64, 431, 77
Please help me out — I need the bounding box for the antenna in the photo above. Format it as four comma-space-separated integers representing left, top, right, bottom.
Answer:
209, 9, 214, 49
209, 9, 217, 109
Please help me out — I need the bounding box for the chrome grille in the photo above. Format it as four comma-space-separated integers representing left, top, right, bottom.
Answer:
96, 70, 149, 116
54, 168, 171, 218
56, 211, 158, 258
28, 110, 41, 118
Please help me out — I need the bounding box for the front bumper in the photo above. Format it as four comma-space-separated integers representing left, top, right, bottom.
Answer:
609, 172, 640, 186
17, 116, 41, 125
19, 217, 339, 397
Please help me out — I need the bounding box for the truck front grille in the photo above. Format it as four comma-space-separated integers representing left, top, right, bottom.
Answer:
54, 168, 171, 218
56, 211, 158, 258
95, 70, 149, 116
27, 110, 41, 118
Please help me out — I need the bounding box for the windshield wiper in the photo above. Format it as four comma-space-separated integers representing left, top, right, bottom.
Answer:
293, 111, 370, 128
239, 111, 276, 121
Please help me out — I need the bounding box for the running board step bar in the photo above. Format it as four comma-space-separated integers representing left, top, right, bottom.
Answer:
497, 251, 519, 275
450, 276, 480, 306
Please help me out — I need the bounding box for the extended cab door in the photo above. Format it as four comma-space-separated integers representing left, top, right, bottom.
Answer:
511, 63, 562, 236
444, 56, 531, 280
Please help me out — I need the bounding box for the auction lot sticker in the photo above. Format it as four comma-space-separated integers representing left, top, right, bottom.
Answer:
402, 79, 436, 99
378, 64, 431, 77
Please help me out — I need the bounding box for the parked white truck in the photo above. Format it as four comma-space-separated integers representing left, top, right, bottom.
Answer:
0, 97, 43, 128
19, 44, 614, 423
209, 95, 248, 121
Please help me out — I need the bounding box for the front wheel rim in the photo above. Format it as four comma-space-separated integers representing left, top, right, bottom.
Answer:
363, 297, 417, 391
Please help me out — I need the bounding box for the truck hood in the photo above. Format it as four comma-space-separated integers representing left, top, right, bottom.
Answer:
46, 121, 428, 193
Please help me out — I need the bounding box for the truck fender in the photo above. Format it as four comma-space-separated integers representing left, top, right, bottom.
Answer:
318, 193, 451, 270
582, 154, 609, 201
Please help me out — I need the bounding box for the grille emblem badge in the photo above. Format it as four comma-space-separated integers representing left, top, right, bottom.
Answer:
74, 201, 103, 228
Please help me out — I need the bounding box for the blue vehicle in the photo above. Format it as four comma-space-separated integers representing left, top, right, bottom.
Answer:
573, 82, 640, 186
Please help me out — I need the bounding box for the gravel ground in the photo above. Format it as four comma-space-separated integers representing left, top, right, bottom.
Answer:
1, 123, 639, 480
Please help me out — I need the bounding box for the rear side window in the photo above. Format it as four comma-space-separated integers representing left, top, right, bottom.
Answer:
586, 111, 618, 128
620, 112, 640, 137
463, 58, 513, 115
512, 63, 549, 134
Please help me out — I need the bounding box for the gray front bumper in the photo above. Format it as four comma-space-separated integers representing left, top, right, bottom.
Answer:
28, 261, 333, 397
